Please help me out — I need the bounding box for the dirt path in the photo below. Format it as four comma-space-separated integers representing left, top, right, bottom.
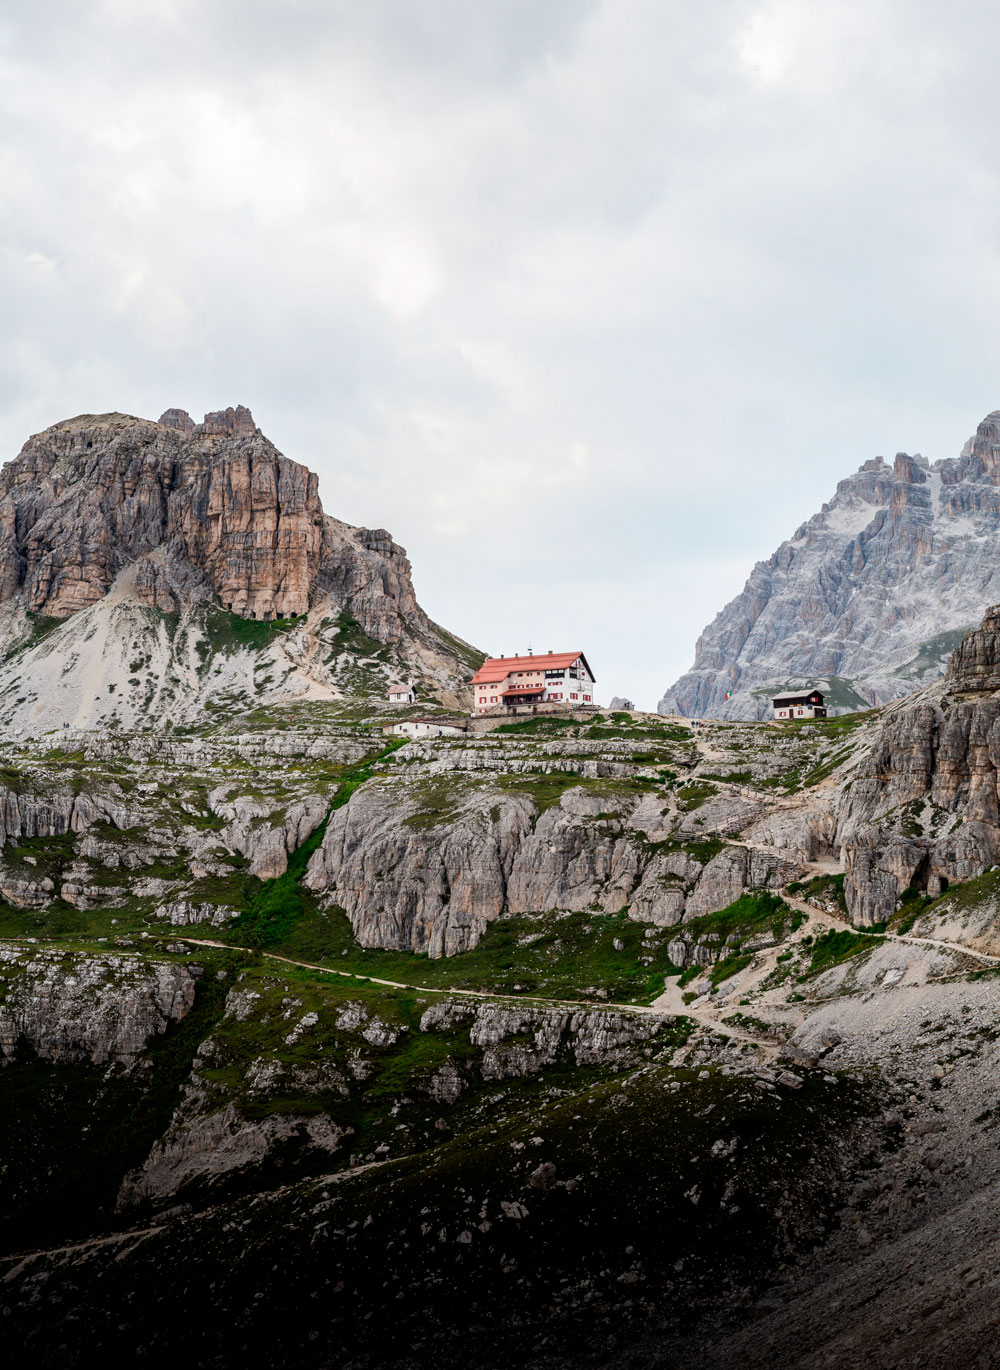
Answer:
180, 937, 679, 1020
651, 890, 1000, 1041
779, 894, 1000, 966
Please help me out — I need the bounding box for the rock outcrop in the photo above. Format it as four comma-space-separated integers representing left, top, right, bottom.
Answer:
944, 603, 1000, 693
304, 774, 805, 956
1, 408, 319, 622
0, 406, 440, 637
836, 605, 1000, 922
117, 1106, 349, 1209
0, 947, 196, 1065
660, 411, 1000, 719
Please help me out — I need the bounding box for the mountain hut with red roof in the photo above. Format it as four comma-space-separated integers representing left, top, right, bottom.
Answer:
470, 650, 596, 716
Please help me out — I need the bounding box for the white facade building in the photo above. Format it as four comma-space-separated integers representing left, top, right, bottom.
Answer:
771, 689, 827, 720
470, 651, 596, 716
383, 718, 468, 738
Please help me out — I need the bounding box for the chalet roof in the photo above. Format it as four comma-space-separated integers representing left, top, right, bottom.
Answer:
472, 651, 591, 685
771, 689, 824, 703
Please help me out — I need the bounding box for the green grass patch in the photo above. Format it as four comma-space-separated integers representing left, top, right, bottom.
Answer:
676, 780, 718, 812
681, 892, 795, 948
260, 903, 687, 1005
709, 953, 753, 986
199, 608, 306, 655
806, 928, 883, 974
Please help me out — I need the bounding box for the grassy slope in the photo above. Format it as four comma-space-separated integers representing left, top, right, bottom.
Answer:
1, 1060, 886, 1370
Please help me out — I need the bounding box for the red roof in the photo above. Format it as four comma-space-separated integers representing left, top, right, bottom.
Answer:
472, 651, 586, 686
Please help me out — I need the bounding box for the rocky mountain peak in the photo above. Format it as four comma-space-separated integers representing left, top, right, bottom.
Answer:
0, 408, 323, 621
967, 409, 1000, 479
157, 406, 257, 438
195, 405, 258, 438
660, 409, 1000, 719
0, 407, 481, 732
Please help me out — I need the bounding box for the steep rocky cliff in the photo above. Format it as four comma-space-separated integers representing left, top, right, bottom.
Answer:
0, 406, 481, 732
660, 411, 1000, 720
836, 603, 1000, 923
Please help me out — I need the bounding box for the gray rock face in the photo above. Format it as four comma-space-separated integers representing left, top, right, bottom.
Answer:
304, 779, 535, 957
659, 412, 1000, 719
682, 844, 798, 919
837, 609, 1000, 921
304, 775, 805, 956
0, 947, 196, 1065
117, 1106, 348, 1208
209, 787, 331, 880
945, 603, 1000, 693
419, 998, 678, 1083
609, 696, 635, 711
466, 1002, 674, 1078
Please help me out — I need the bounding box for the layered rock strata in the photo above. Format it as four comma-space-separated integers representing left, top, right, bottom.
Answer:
0, 407, 481, 731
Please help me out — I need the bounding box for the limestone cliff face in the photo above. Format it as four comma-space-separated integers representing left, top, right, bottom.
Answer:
943, 603, 1000, 693
0, 407, 481, 731
659, 411, 1000, 720
304, 774, 802, 957
0, 946, 196, 1065
836, 605, 1000, 922
1, 407, 320, 621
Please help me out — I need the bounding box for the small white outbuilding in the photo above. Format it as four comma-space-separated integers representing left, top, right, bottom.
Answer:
383, 718, 468, 739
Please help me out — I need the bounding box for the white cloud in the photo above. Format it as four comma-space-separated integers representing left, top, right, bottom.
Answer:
1, 1, 1000, 705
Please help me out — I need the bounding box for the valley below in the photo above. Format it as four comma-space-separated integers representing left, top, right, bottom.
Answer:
6, 655, 1000, 1368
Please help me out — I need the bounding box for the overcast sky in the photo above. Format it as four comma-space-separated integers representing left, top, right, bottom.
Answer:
4, 1, 1000, 707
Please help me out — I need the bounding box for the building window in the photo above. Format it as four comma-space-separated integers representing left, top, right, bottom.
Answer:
571, 693, 578, 700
